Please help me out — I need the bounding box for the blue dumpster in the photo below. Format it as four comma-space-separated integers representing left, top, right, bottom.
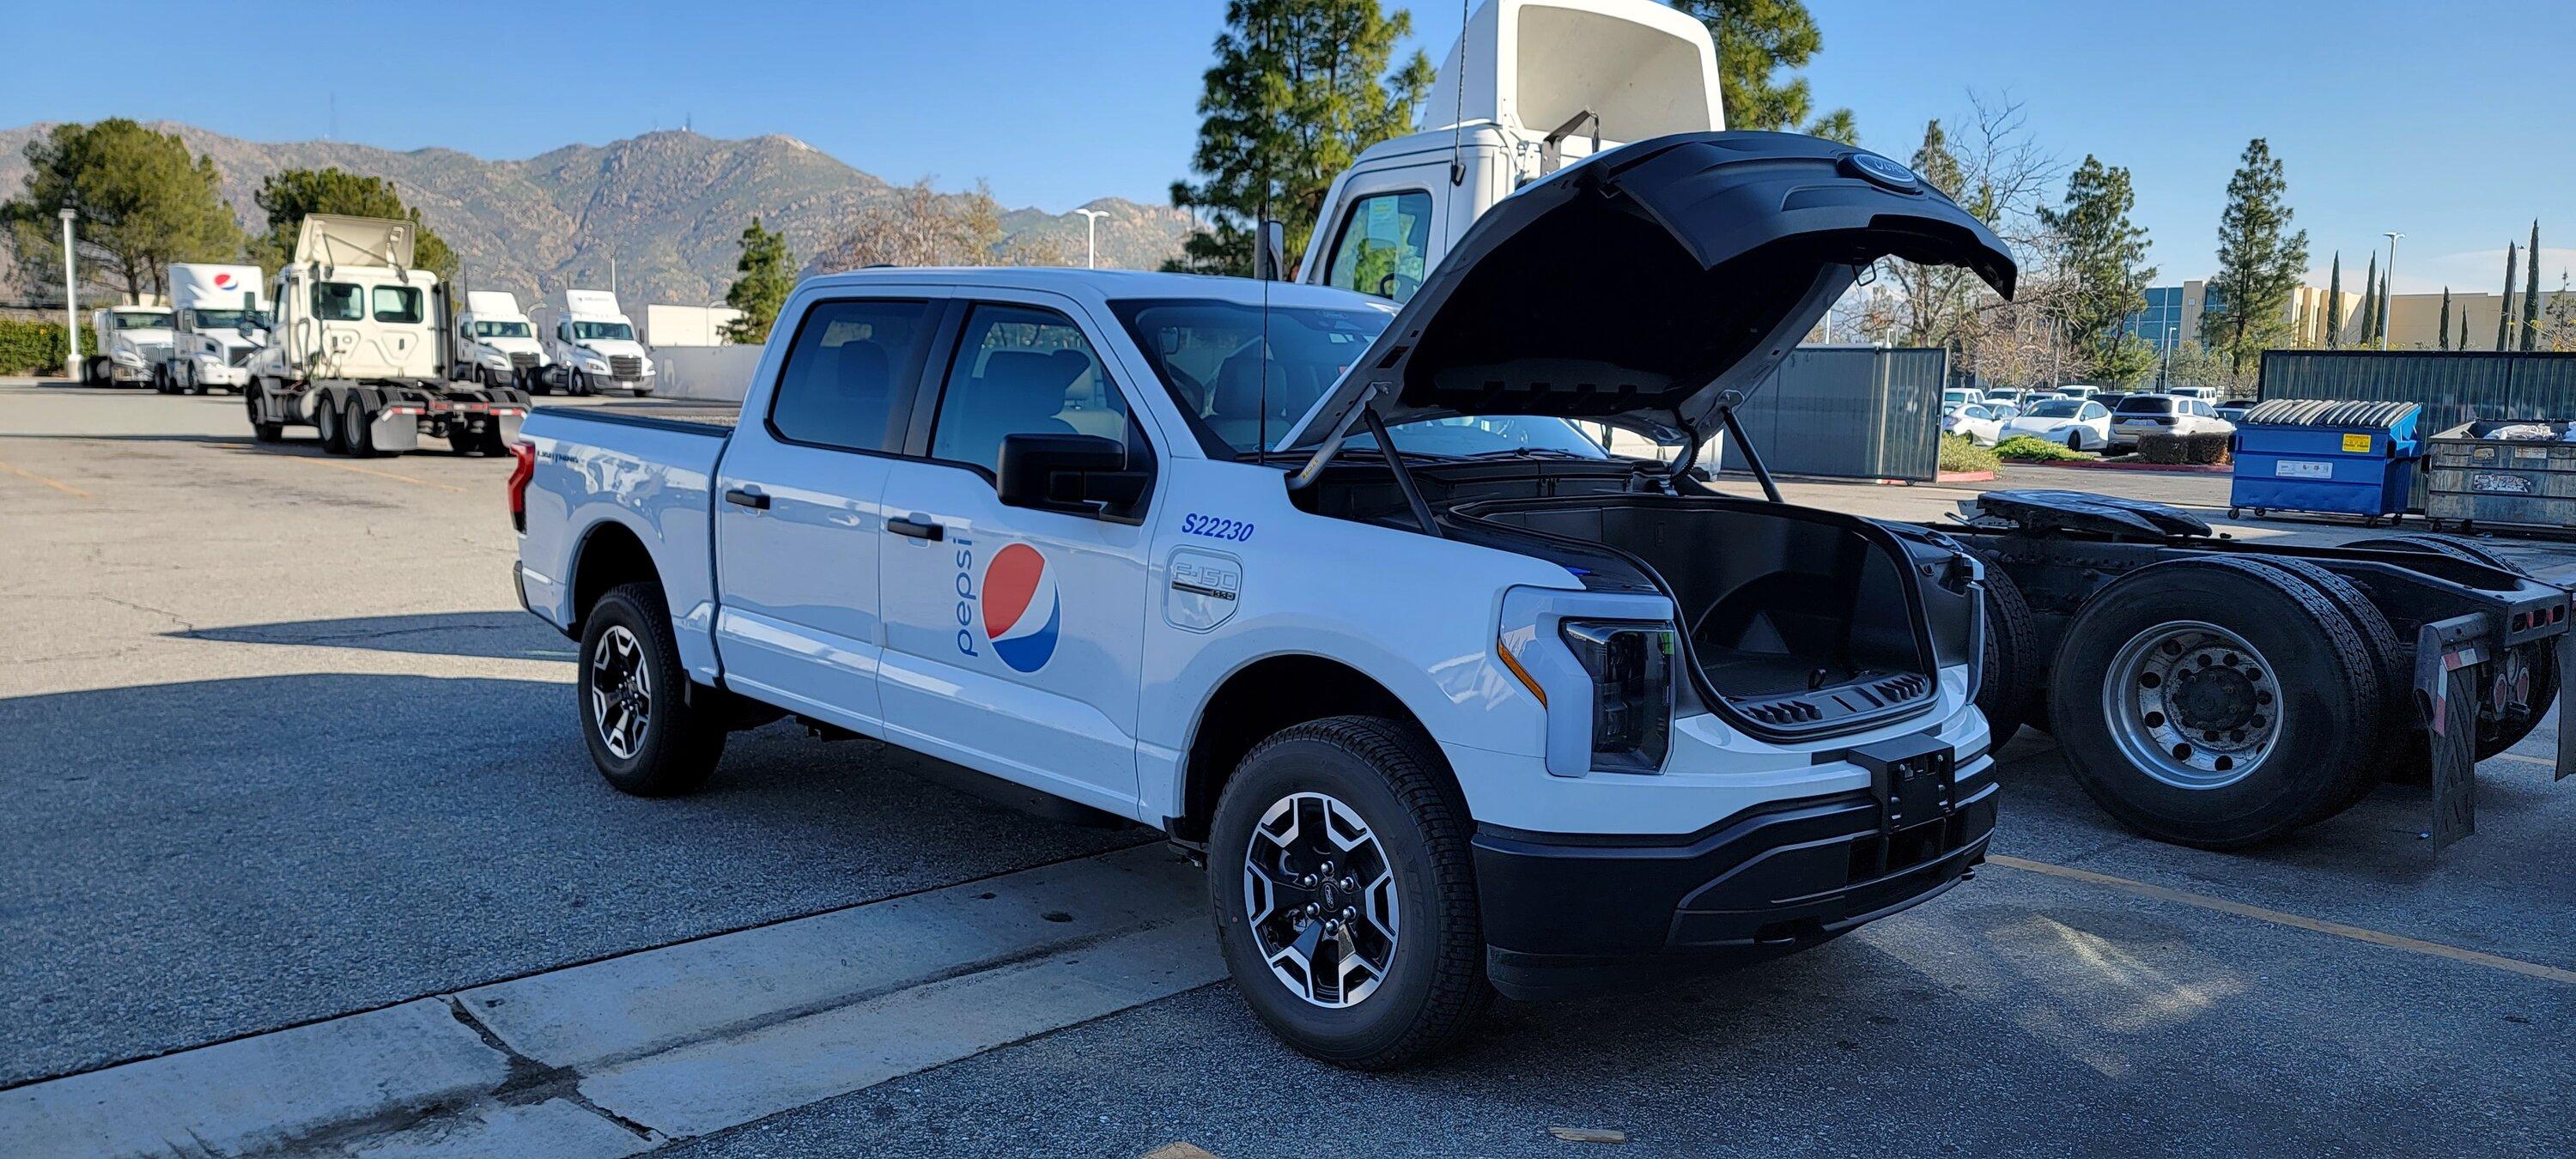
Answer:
2227, 399, 2423, 525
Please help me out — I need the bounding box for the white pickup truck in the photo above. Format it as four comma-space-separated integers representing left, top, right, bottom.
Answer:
513, 132, 2017, 1066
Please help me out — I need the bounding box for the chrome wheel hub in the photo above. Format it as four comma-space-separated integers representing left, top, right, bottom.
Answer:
1242, 792, 1398, 1008
2103, 622, 2281, 790
589, 625, 652, 760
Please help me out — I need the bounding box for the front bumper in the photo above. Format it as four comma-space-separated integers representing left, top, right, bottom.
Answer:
1471, 765, 1996, 999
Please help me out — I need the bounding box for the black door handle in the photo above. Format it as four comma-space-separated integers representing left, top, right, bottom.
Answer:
724, 488, 769, 510
884, 515, 945, 541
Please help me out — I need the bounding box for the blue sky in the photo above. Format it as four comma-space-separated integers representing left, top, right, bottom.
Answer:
4, 0, 2567, 293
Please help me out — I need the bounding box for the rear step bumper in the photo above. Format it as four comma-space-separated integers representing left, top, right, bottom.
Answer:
1472, 773, 1996, 1000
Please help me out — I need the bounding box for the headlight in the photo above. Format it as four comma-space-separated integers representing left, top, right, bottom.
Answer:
482, 354, 510, 368
582, 358, 609, 373
1559, 620, 1675, 772
112, 349, 143, 366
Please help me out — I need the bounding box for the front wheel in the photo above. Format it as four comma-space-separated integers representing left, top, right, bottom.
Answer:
1208, 716, 1487, 1069
2065, 431, 2083, 452
579, 583, 726, 796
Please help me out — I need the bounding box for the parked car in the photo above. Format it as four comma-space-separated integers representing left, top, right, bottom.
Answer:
2050, 384, 2103, 402
2215, 397, 2257, 425
1980, 388, 2027, 410
2109, 393, 2236, 450
1942, 402, 2009, 446
2000, 396, 2112, 451
1941, 386, 1988, 410
512, 131, 2015, 1067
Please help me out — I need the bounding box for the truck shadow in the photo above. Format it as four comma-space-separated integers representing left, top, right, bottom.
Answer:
172, 611, 574, 661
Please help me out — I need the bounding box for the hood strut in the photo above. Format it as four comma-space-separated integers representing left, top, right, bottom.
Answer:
1360, 406, 1443, 537
1709, 391, 1783, 503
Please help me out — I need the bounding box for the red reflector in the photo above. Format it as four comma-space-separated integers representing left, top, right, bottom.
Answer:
507, 440, 537, 532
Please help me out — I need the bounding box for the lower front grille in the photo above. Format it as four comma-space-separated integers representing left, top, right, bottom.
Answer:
609, 355, 643, 379
228, 346, 257, 367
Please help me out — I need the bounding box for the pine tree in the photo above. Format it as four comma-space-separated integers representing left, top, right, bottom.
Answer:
2499, 242, 2518, 350
1, 118, 243, 303
2324, 252, 2342, 348
2037, 155, 2156, 374
720, 217, 795, 344
1168, 0, 1433, 276
2522, 220, 2543, 351
1672, 1, 1855, 141
2439, 288, 2451, 349
2204, 139, 2312, 373
250, 167, 455, 280
2462, 311, 2473, 350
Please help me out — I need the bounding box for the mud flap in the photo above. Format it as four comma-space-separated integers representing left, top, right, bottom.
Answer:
2414, 615, 2487, 851
2559, 634, 2576, 781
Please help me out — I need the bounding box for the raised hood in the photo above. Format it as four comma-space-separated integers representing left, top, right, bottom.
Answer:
1283, 131, 2015, 449
295, 214, 416, 271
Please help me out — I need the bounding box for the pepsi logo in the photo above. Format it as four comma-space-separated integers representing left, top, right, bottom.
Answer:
212, 272, 235, 288
981, 543, 1060, 673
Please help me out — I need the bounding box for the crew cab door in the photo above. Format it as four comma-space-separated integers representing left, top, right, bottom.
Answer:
874, 294, 1158, 817
710, 293, 948, 735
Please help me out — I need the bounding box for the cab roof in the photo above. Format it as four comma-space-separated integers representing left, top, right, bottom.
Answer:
795, 266, 1389, 313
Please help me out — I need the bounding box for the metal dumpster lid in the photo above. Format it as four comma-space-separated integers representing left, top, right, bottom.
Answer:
2240, 398, 2419, 429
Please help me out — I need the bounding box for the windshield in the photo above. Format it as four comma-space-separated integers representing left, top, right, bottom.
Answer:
2114, 396, 2176, 414
111, 311, 173, 331
476, 320, 533, 338
573, 321, 634, 342
192, 309, 264, 331
1109, 298, 1391, 456
2025, 399, 2084, 418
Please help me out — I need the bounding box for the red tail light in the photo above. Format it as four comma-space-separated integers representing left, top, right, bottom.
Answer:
507, 440, 536, 532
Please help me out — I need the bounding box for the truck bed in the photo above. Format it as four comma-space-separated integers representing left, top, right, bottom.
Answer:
532, 401, 741, 434
516, 404, 732, 681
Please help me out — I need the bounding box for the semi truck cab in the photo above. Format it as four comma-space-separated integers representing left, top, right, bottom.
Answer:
161, 263, 268, 395
85, 306, 176, 387
453, 290, 550, 391
544, 288, 655, 396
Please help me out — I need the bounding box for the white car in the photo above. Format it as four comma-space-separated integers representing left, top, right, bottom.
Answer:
1941, 387, 1987, 410
2000, 397, 2111, 451
2109, 393, 2236, 450
1942, 402, 2008, 446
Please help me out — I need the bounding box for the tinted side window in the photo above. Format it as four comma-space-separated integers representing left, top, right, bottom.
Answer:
768, 299, 934, 453
314, 282, 364, 321
372, 286, 422, 324
931, 304, 1134, 475
1323, 191, 1432, 302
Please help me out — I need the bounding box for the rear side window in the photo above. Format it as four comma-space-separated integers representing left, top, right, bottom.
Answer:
768, 299, 935, 453
2113, 396, 2174, 414
372, 286, 422, 324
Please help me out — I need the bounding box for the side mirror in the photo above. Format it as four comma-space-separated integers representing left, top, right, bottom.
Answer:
1254, 220, 1289, 282
996, 432, 1151, 520
238, 317, 260, 337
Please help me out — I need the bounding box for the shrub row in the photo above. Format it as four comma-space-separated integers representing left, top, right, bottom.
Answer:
1939, 433, 2000, 474
2136, 431, 2233, 465
0, 319, 98, 377
1993, 434, 2085, 462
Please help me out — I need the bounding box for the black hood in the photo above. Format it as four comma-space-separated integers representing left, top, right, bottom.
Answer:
1283, 130, 2016, 448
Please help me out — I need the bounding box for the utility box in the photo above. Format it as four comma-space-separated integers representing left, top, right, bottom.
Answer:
2424, 420, 2576, 532
2227, 399, 2422, 525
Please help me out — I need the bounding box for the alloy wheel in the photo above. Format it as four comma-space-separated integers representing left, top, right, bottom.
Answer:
2102, 621, 2281, 790
589, 625, 653, 760
1242, 792, 1399, 1008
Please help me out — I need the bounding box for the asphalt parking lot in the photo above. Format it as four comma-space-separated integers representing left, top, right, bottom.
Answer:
2, 378, 2569, 1157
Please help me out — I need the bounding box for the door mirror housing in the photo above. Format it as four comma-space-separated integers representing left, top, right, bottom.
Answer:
1254, 220, 1289, 282
996, 432, 1151, 521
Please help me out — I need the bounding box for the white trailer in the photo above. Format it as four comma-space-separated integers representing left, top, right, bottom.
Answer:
158, 263, 268, 395
543, 288, 656, 396
450, 289, 551, 391
242, 215, 529, 457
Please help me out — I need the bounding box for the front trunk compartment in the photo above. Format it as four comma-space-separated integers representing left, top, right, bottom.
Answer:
1455, 492, 1968, 741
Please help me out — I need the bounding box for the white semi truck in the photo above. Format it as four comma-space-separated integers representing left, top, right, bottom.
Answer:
82, 304, 177, 388
544, 288, 655, 396
451, 289, 550, 391
157, 263, 268, 395
242, 214, 530, 457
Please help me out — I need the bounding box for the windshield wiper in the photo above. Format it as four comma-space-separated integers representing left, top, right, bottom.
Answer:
1459, 448, 1606, 461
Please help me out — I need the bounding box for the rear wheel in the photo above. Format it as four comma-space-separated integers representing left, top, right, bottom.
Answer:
342, 397, 378, 458
2050, 557, 2380, 847
315, 397, 345, 453
2249, 555, 2408, 813
580, 583, 726, 796
1967, 547, 2038, 749
1209, 716, 1486, 1069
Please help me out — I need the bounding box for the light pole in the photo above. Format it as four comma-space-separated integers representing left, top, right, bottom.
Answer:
2381, 231, 2403, 350
58, 208, 79, 379
1072, 209, 1106, 269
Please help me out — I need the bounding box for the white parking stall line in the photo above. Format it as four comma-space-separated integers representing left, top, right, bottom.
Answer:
0, 844, 1218, 1157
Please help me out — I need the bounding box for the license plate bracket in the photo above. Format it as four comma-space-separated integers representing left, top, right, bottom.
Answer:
1850, 734, 1958, 834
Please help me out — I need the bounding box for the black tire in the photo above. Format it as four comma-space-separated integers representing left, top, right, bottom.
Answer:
153, 367, 174, 394
83, 356, 109, 385
2065, 431, 2082, 452
315, 396, 346, 454
247, 387, 283, 442
1966, 548, 2038, 749
1208, 715, 1487, 1070
2048, 557, 2381, 848
343, 397, 379, 458
2248, 555, 2409, 814
579, 583, 726, 796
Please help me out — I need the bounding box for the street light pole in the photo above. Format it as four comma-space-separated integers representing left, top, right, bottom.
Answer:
2380, 231, 2403, 350
1072, 209, 1107, 269
58, 208, 79, 380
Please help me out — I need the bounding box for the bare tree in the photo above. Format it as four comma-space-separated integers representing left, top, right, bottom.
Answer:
1862, 92, 2063, 384
810, 179, 1070, 272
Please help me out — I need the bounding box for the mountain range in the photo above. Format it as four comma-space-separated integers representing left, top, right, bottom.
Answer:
0, 122, 1194, 312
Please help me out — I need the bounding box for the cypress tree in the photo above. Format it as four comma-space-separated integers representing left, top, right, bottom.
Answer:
2439, 288, 2451, 349
2522, 220, 2543, 351
2359, 255, 2379, 346
2499, 242, 2519, 350
2324, 252, 2342, 348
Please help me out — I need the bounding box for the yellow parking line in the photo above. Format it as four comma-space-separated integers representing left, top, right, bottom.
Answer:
2491, 752, 2554, 768
0, 458, 91, 498
1989, 855, 2576, 986
281, 456, 469, 494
